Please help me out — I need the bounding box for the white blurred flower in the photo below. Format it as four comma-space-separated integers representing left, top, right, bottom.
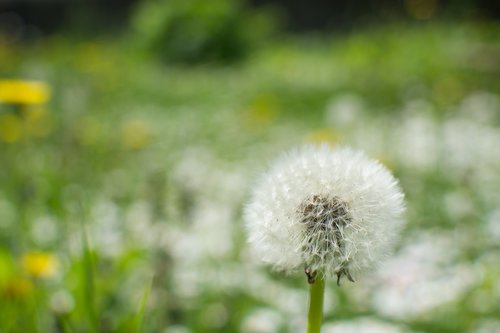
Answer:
241, 308, 283, 333
172, 146, 247, 204
244, 145, 405, 282
323, 317, 406, 333
31, 215, 58, 246
394, 109, 439, 171
472, 319, 500, 333
325, 93, 365, 128
372, 231, 478, 319
458, 91, 499, 125
90, 199, 123, 258
50, 289, 75, 315
486, 209, 500, 240
163, 325, 191, 333
444, 190, 474, 221
443, 119, 500, 178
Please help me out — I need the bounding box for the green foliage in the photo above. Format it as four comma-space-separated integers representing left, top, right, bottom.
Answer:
131, 0, 280, 64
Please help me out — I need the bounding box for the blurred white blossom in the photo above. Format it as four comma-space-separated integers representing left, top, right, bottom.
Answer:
323, 317, 406, 333
326, 93, 365, 128
163, 325, 191, 333
241, 308, 283, 333
49, 289, 75, 315
372, 232, 478, 319
458, 91, 499, 125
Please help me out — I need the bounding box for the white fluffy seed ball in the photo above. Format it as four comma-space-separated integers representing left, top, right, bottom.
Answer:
244, 145, 405, 282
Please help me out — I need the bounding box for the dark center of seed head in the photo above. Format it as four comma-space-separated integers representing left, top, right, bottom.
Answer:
299, 195, 354, 285
300, 195, 350, 230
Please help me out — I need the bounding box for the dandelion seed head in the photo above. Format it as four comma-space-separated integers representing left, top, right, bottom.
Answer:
244, 145, 405, 280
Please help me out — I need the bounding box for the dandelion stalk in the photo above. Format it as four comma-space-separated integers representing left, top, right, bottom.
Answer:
307, 275, 325, 333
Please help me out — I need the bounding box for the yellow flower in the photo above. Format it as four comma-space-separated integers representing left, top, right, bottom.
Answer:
22, 252, 59, 279
0, 113, 22, 143
306, 128, 340, 146
121, 119, 152, 150
2, 278, 34, 299
244, 94, 280, 129
0, 80, 51, 105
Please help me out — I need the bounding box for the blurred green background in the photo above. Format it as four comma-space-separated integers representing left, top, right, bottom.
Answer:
1, 0, 500, 332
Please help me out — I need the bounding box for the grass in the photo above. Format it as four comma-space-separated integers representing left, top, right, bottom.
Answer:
1, 21, 500, 332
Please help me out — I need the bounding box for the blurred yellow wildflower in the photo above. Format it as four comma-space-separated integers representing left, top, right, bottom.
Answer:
244, 94, 279, 129
121, 119, 152, 150
22, 252, 59, 279
306, 128, 340, 146
2, 278, 33, 299
0, 113, 22, 143
0, 80, 51, 105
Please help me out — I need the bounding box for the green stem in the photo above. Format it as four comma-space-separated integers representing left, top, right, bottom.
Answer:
307, 275, 325, 333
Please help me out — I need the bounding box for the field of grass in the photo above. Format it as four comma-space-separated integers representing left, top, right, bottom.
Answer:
1, 21, 500, 333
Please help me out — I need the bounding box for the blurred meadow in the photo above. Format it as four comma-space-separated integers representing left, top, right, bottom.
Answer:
1, 0, 500, 332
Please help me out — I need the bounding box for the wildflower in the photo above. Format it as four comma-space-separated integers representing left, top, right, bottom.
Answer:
244, 145, 405, 283
325, 93, 364, 128
0, 80, 51, 105
241, 308, 283, 333
121, 119, 152, 150
50, 290, 75, 315
22, 252, 59, 279
244, 94, 280, 129
323, 317, 404, 333
2, 278, 33, 298
306, 129, 340, 146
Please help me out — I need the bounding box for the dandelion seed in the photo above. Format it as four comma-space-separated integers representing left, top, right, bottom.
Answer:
244, 144, 405, 283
